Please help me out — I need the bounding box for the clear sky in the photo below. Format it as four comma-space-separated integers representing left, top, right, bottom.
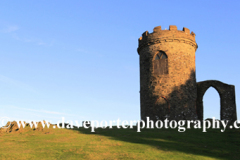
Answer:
0, 0, 239, 125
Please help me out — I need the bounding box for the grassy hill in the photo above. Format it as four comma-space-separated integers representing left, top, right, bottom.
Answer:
0, 123, 240, 160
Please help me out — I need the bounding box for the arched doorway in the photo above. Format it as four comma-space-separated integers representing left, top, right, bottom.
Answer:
196, 80, 237, 123
154, 96, 169, 120
203, 86, 220, 120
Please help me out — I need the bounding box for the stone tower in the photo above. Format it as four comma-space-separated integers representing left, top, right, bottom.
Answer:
137, 25, 198, 121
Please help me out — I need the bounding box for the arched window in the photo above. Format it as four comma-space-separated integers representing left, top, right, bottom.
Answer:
153, 51, 168, 75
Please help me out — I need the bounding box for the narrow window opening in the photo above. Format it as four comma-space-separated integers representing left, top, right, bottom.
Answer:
155, 54, 160, 60
161, 53, 167, 59
153, 51, 168, 75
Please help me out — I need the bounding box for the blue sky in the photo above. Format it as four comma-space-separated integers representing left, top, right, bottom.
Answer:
0, 0, 239, 125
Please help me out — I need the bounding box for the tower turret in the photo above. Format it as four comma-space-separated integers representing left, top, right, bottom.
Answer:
138, 25, 198, 121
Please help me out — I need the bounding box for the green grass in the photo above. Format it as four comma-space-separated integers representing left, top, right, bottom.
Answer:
0, 125, 240, 160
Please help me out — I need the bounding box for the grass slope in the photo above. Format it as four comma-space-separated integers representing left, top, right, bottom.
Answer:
0, 125, 240, 160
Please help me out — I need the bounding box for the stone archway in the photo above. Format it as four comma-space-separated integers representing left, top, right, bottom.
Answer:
196, 80, 237, 123
153, 96, 170, 121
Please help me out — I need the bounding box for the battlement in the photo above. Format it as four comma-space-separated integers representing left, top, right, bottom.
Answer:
139, 25, 196, 41
138, 25, 197, 52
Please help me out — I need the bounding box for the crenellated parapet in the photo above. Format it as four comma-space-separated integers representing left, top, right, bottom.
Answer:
137, 25, 198, 53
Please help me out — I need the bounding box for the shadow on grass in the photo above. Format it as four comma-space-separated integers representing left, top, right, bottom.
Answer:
71, 70, 238, 159
75, 126, 240, 160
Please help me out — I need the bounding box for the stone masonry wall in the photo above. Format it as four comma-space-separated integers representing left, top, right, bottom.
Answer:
138, 25, 198, 121
196, 80, 237, 123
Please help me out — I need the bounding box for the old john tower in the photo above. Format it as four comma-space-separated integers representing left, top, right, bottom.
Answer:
137, 25, 198, 121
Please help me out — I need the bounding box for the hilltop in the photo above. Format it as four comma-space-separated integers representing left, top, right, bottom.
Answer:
0, 121, 240, 159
